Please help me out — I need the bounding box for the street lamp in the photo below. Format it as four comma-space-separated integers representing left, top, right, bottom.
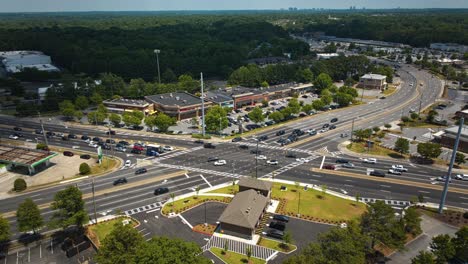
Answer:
154, 49, 161, 84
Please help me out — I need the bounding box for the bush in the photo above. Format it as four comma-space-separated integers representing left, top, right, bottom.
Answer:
36, 143, 48, 151
13, 178, 27, 192
79, 163, 91, 175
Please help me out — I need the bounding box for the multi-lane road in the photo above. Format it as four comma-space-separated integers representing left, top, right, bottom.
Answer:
1, 63, 466, 241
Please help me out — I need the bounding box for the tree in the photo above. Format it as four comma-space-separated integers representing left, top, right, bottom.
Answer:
333, 92, 353, 107
401, 116, 411, 123
134, 236, 210, 264
410, 112, 419, 120
361, 200, 406, 250
122, 112, 143, 127
50, 186, 88, 228
170, 193, 176, 207
403, 207, 422, 236
153, 113, 175, 133
430, 234, 455, 264
314, 73, 333, 91
320, 95, 333, 106
75, 96, 89, 110
452, 226, 468, 262
205, 105, 229, 133
162, 68, 177, 83
372, 126, 380, 133
426, 110, 439, 123
301, 104, 313, 113
288, 98, 301, 114
109, 113, 122, 126
384, 123, 392, 130
417, 142, 442, 159
412, 251, 436, 264
324, 42, 337, 53
178, 74, 200, 93
223, 240, 229, 255
296, 68, 314, 83
59, 100, 76, 120
16, 198, 43, 234
90, 92, 103, 105
455, 152, 466, 165
268, 111, 284, 123
406, 55, 413, 64
79, 163, 91, 175
0, 215, 10, 243
88, 111, 106, 125
394, 138, 410, 155
95, 223, 144, 264
353, 129, 372, 141
312, 99, 325, 110
261, 81, 269, 87
13, 178, 27, 192
248, 107, 265, 124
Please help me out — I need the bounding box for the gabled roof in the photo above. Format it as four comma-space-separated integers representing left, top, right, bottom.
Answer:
218, 189, 269, 229
238, 177, 273, 192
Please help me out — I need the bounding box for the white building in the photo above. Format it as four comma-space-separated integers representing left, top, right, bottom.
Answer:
358, 74, 387, 90
316, 53, 339, 60
0, 50, 59, 74
430, 43, 468, 53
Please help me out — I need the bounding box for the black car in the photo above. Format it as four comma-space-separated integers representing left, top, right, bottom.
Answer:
276, 130, 285, 136
35, 129, 43, 134
113, 178, 128, 185
267, 229, 284, 239
330, 118, 338, 123
81, 135, 90, 140
61, 136, 69, 141
135, 168, 147, 175
250, 149, 262, 154
329, 125, 337, 130
46, 131, 55, 136
239, 145, 249, 149
204, 143, 216, 149
335, 159, 349, 164
370, 170, 386, 177
106, 130, 116, 135
92, 137, 101, 142
80, 154, 91, 159
232, 137, 242, 142
14, 132, 23, 137
118, 141, 130, 146
106, 139, 116, 144
13, 127, 22, 131
265, 120, 275, 126
131, 125, 144, 131
102, 144, 111, 150
285, 153, 297, 159
154, 187, 169, 195
269, 221, 286, 231
292, 129, 304, 136
68, 134, 77, 139
131, 149, 142, 154
273, 214, 290, 222
194, 140, 204, 144
322, 124, 329, 128
63, 151, 74, 157
258, 135, 268, 141
207, 157, 219, 162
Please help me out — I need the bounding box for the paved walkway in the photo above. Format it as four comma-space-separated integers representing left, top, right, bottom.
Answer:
202, 235, 277, 260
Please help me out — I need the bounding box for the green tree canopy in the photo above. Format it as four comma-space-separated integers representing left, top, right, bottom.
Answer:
288, 98, 301, 114
430, 234, 455, 264
412, 251, 436, 264
394, 138, 410, 154
0, 215, 10, 243
75, 96, 89, 110
248, 107, 265, 124
403, 207, 422, 236
313, 73, 333, 91
96, 223, 145, 264
50, 186, 88, 229
109, 113, 122, 126
88, 111, 107, 125
16, 198, 43, 234
205, 105, 229, 133
153, 113, 176, 133
312, 99, 325, 110
268, 111, 284, 123
417, 142, 442, 159
452, 226, 468, 262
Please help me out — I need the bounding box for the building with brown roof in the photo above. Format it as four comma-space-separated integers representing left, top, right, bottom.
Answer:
238, 177, 273, 197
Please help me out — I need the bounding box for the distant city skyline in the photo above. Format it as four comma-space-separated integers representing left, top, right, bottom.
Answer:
1, 0, 467, 13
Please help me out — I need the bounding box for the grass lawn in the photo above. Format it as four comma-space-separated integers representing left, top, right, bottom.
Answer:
162, 195, 230, 214
207, 184, 238, 194
402, 121, 442, 128
90, 157, 119, 174
88, 217, 137, 245
257, 237, 296, 253
382, 86, 397, 96
211, 247, 265, 264
272, 182, 366, 221
347, 142, 406, 159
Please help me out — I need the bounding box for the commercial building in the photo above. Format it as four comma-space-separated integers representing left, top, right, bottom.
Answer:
358, 74, 387, 90
238, 177, 273, 197
103, 98, 154, 115
316, 53, 339, 60
0, 51, 59, 74
439, 126, 468, 153
145, 92, 212, 120
205, 90, 234, 108
430, 43, 468, 53
0, 144, 57, 175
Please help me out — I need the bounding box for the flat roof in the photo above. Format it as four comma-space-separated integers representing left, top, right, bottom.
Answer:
205, 90, 233, 104
444, 126, 468, 137
145, 92, 201, 107
0, 144, 57, 167
218, 189, 269, 229
103, 98, 150, 107
361, 74, 387, 80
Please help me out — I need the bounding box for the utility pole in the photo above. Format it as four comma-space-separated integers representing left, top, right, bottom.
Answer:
438, 117, 464, 213
418, 93, 423, 115
350, 117, 356, 142
200, 73, 206, 137
92, 177, 98, 224
255, 139, 259, 178
38, 112, 48, 147
154, 49, 161, 84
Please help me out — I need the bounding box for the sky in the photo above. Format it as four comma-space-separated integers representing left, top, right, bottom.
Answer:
0, 0, 467, 12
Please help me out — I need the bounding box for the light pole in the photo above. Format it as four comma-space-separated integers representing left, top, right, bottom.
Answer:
200, 73, 206, 137
255, 139, 259, 178
350, 117, 356, 142
154, 49, 161, 84
38, 112, 48, 147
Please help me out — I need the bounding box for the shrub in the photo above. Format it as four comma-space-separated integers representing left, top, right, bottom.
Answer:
36, 143, 48, 151
79, 163, 91, 175
13, 178, 27, 192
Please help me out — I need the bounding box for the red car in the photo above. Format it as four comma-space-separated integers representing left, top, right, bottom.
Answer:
133, 145, 144, 151
323, 164, 335, 170
63, 151, 74, 157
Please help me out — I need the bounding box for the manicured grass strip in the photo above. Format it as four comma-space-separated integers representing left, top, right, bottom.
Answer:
162, 195, 231, 214
207, 184, 238, 194
90, 157, 119, 174
210, 247, 265, 264
88, 217, 137, 244
271, 182, 366, 221
347, 142, 406, 159
257, 237, 296, 253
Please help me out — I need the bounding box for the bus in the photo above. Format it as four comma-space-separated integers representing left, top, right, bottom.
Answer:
146, 144, 163, 156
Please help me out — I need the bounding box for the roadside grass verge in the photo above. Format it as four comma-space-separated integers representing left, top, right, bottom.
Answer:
162, 195, 231, 215
207, 184, 238, 195
90, 157, 119, 174
210, 247, 265, 264
87, 217, 137, 246
347, 142, 406, 159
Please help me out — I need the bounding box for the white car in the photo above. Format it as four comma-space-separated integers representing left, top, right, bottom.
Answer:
306, 129, 316, 134
214, 160, 227, 166
84, 138, 91, 143
388, 169, 402, 175
8, 135, 19, 140
455, 174, 468, 181
256, 155, 267, 160
124, 160, 132, 167
363, 158, 377, 164
89, 142, 98, 148
163, 146, 174, 151
392, 165, 408, 172
319, 129, 327, 133
436, 176, 451, 183
296, 158, 310, 163
266, 160, 278, 165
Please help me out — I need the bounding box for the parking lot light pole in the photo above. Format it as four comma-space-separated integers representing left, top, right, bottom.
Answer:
204, 201, 207, 226
154, 49, 161, 84
200, 73, 206, 137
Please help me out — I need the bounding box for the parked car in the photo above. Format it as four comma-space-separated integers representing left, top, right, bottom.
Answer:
163, 146, 174, 151
81, 135, 90, 140
194, 139, 204, 144
80, 154, 91, 159
133, 145, 144, 151
135, 168, 147, 175
116, 147, 126, 152
335, 159, 349, 164
119, 141, 130, 146
391, 165, 408, 172
266, 160, 278, 165
92, 137, 101, 142
113, 178, 127, 185
269, 221, 286, 231
13, 127, 22, 131
329, 125, 337, 130
106, 139, 116, 144
63, 151, 74, 157
273, 214, 289, 222
207, 157, 219, 162
214, 160, 227, 166
35, 129, 43, 134
124, 160, 132, 167
232, 137, 242, 142
154, 187, 169, 195
342, 163, 355, 168
323, 164, 335, 170
370, 170, 386, 177
388, 169, 402, 175
256, 155, 267, 160
363, 158, 377, 164
330, 118, 338, 123
88, 142, 98, 148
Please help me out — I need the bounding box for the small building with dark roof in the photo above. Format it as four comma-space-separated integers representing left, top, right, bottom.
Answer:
205, 90, 234, 108
218, 189, 269, 239
145, 92, 213, 120
238, 177, 273, 197
103, 98, 154, 115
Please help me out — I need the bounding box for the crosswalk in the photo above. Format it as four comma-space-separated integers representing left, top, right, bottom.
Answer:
315, 146, 343, 157
157, 146, 203, 161
156, 164, 244, 178
360, 197, 411, 209
262, 155, 319, 178
124, 202, 163, 216
202, 235, 277, 260
233, 142, 316, 155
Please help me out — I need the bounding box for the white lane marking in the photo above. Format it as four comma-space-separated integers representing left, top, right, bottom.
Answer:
380, 185, 391, 188
146, 208, 160, 213
199, 174, 212, 187
418, 191, 430, 194
459, 197, 468, 200
380, 190, 391, 193
178, 214, 193, 229
185, 173, 190, 178
320, 156, 326, 169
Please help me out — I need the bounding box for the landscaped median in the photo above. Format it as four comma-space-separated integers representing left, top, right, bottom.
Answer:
86, 216, 138, 248
257, 237, 296, 253
210, 247, 265, 264
161, 195, 232, 215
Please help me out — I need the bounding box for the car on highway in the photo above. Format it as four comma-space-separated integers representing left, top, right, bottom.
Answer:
119, 141, 130, 146
250, 149, 262, 155
106, 130, 116, 135
329, 125, 337, 130
330, 118, 338, 123
370, 170, 386, 177
266, 160, 278, 165
80, 154, 91, 159
124, 160, 132, 167
336, 159, 350, 164
92, 137, 102, 142
342, 163, 355, 168
81, 135, 90, 140
322, 123, 330, 128
113, 178, 128, 185
194, 139, 204, 144
292, 129, 304, 136
102, 144, 111, 150
436, 176, 451, 183
163, 146, 174, 151
63, 151, 74, 157
268, 221, 286, 231
285, 153, 297, 158
154, 187, 169, 195
455, 174, 468, 181
214, 160, 227, 166
273, 214, 289, 222
89, 142, 98, 148
135, 168, 147, 175
8, 134, 19, 140
296, 158, 310, 163
323, 164, 335, 170
388, 169, 402, 175
256, 155, 267, 160
276, 130, 286, 136
340, 133, 349, 138
363, 158, 377, 164
391, 165, 408, 172
267, 229, 284, 239
13, 127, 22, 131
207, 157, 219, 162
133, 145, 144, 151
239, 145, 249, 150
231, 137, 242, 142
204, 143, 216, 149
68, 134, 77, 139
116, 147, 126, 152
35, 129, 43, 134
106, 139, 116, 144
